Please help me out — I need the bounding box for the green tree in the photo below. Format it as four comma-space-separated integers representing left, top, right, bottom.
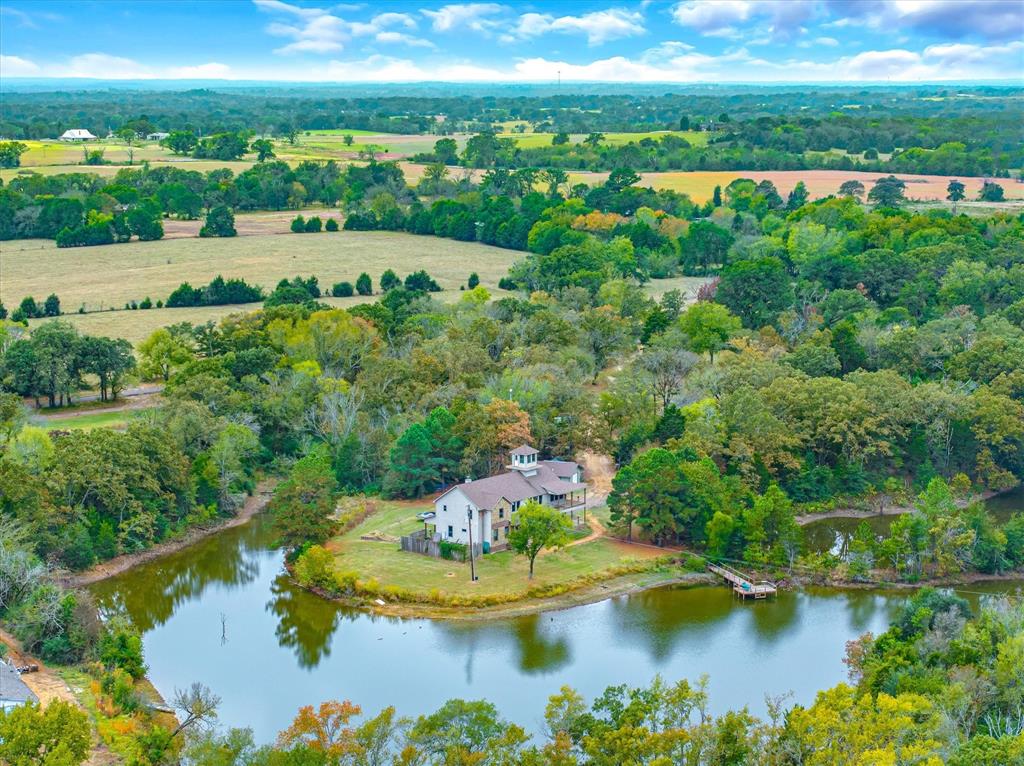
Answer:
868, 175, 906, 208
979, 181, 1004, 202
0, 700, 90, 766
269, 447, 339, 553
199, 205, 237, 238
946, 179, 965, 212
786, 181, 809, 211
838, 179, 865, 200
717, 256, 793, 329
138, 328, 194, 382
161, 130, 198, 155
678, 302, 741, 362
98, 615, 147, 679
251, 138, 276, 162
380, 269, 401, 292
0, 141, 29, 168
508, 501, 572, 578
355, 273, 372, 296
383, 423, 438, 498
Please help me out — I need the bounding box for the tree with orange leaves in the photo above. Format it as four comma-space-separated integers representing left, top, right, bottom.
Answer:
277, 700, 400, 765
456, 398, 533, 477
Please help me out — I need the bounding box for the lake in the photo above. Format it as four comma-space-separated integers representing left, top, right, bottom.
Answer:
90, 512, 1021, 743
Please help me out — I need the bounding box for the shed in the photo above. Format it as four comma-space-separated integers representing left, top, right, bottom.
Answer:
59, 129, 97, 141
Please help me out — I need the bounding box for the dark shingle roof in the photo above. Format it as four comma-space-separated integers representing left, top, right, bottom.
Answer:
0, 662, 37, 706
510, 445, 539, 456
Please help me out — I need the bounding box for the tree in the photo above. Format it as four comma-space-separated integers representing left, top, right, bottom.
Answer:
115, 126, 137, 164
639, 342, 699, 410
508, 501, 572, 578
171, 683, 221, 738
467, 272, 480, 289
552, 132, 570, 145
868, 175, 906, 208
717, 256, 793, 329
161, 130, 198, 155
139, 328, 194, 382
946, 179, 965, 212
383, 423, 438, 498
0, 141, 28, 168
786, 181, 809, 211
277, 699, 372, 760
838, 179, 865, 200
678, 302, 741, 362
579, 306, 631, 382
0, 700, 90, 766
979, 181, 1004, 202
380, 269, 401, 292
98, 614, 146, 679
269, 447, 338, 552
355, 273, 372, 296
200, 205, 236, 238
681, 220, 733, 275
79, 335, 135, 401
251, 138, 276, 162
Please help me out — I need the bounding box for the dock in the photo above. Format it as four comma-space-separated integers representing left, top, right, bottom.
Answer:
707, 563, 778, 600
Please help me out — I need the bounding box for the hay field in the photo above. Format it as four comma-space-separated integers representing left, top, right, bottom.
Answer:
499, 130, 711, 149
569, 169, 1024, 203
4, 231, 518, 342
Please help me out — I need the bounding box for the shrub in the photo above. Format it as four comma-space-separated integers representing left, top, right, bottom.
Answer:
325, 218, 339, 232
404, 270, 441, 293
331, 281, 354, 297
304, 216, 322, 233
98, 616, 147, 679
199, 205, 236, 238
467, 272, 480, 289
380, 269, 401, 291
356, 273, 372, 295
290, 215, 306, 233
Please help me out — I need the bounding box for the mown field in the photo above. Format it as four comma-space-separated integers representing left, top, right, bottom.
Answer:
498, 130, 712, 149
569, 169, 1024, 203
328, 500, 667, 600
6, 230, 517, 343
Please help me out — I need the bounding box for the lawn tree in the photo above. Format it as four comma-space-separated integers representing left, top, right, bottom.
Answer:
115, 126, 138, 164
508, 501, 572, 578
946, 179, 965, 212
199, 205, 237, 238
161, 130, 198, 155
868, 175, 906, 208
250, 138, 276, 162
838, 179, 865, 200
269, 447, 339, 553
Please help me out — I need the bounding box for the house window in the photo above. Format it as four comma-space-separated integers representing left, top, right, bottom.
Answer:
492, 530, 498, 541
443, 504, 447, 512
447, 525, 453, 538
499, 509, 505, 519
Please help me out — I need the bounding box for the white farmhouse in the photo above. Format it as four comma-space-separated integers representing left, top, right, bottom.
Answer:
59, 129, 97, 141
433, 445, 586, 552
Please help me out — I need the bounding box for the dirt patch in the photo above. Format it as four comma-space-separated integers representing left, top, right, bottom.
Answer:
67, 479, 277, 587
161, 209, 344, 239
579, 451, 614, 504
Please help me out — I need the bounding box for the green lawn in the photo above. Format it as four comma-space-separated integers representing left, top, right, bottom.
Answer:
36, 409, 139, 430
330, 499, 667, 599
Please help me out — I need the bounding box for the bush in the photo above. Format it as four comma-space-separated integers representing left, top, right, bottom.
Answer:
331, 281, 354, 297
98, 616, 147, 679
467, 272, 480, 289
304, 216, 322, 233
199, 205, 236, 238
290, 215, 306, 233
356, 272, 372, 295
404, 270, 441, 293
325, 217, 339, 232
380, 269, 401, 291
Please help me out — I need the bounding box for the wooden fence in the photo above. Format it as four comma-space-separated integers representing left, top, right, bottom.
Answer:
400, 529, 483, 562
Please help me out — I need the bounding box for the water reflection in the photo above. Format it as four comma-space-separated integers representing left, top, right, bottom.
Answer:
88, 509, 1024, 744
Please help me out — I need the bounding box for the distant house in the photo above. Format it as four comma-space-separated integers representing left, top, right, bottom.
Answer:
59, 129, 96, 141
146, 132, 170, 141
0, 661, 38, 712
433, 445, 586, 552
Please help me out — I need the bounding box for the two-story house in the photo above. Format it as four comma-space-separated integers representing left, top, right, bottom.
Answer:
433, 445, 586, 552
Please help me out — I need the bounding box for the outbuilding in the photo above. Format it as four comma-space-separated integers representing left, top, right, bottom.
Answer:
59, 129, 97, 141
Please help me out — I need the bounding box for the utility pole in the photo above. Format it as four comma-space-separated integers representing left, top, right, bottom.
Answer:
466, 506, 477, 581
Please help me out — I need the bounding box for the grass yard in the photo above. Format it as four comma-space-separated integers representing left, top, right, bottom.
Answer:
5, 230, 517, 343
34, 409, 140, 430
327, 498, 668, 601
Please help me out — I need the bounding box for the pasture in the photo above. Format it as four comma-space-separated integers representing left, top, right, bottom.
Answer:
498, 130, 711, 149
568, 169, 1024, 203
5, 230, 518, 343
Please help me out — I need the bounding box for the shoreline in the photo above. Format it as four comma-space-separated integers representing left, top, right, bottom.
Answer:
66, 479, 277, 587
794, 489, 1004, 526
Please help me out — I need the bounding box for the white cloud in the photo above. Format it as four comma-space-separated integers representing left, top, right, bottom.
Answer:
671, 0, 751, 36
255, 1, 430, 54
421, 3, 504, 33
513, 9, 646, 46
0, 6, 63, 29
0, 55, 41, 76
798, 35, 840, 48
167, 62, 233, 78
63, 53, 153, 79
375, 31, 436, 48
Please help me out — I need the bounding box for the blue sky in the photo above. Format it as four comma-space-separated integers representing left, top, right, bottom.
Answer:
1, 0, 1022, 82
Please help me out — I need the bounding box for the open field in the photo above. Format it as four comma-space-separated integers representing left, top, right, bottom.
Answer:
569, 169, 1024, 203
33, 409, 141, 430
4, 230, 517, 342
499, 130, 711, 149
160, 209, 344, 238
329, 500, 668, 601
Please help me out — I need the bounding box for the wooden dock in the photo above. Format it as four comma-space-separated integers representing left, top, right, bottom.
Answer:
707, 563, 778, 600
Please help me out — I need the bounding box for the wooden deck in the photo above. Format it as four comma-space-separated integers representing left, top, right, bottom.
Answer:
707, 563, 778, 600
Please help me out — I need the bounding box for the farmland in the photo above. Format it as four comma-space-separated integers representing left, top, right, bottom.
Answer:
569, 168, 1024, 203
497, 130, 712, 149
4, 230, 518, 342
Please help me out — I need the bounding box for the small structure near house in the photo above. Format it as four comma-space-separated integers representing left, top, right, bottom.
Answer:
431, 445, 586, 553
0, 660, 38, 712
146, 132, 170, 141
59, 129, 97, 141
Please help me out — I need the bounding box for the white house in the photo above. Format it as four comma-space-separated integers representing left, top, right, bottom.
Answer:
59, 129, 96, 141
0, 661, 37, 712
146, 132, 170, 141
433, 445, 586, 552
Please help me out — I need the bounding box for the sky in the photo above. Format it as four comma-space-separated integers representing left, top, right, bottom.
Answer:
1, 0, 1022, 83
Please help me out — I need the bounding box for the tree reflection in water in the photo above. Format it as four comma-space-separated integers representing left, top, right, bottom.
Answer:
434, 613, 572, 678
267, 573, 341, 669
91, 519, 264, 632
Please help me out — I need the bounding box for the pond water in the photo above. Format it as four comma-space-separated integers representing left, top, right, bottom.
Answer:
802, 486, 1024, 557
90, 513, 1021, 743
